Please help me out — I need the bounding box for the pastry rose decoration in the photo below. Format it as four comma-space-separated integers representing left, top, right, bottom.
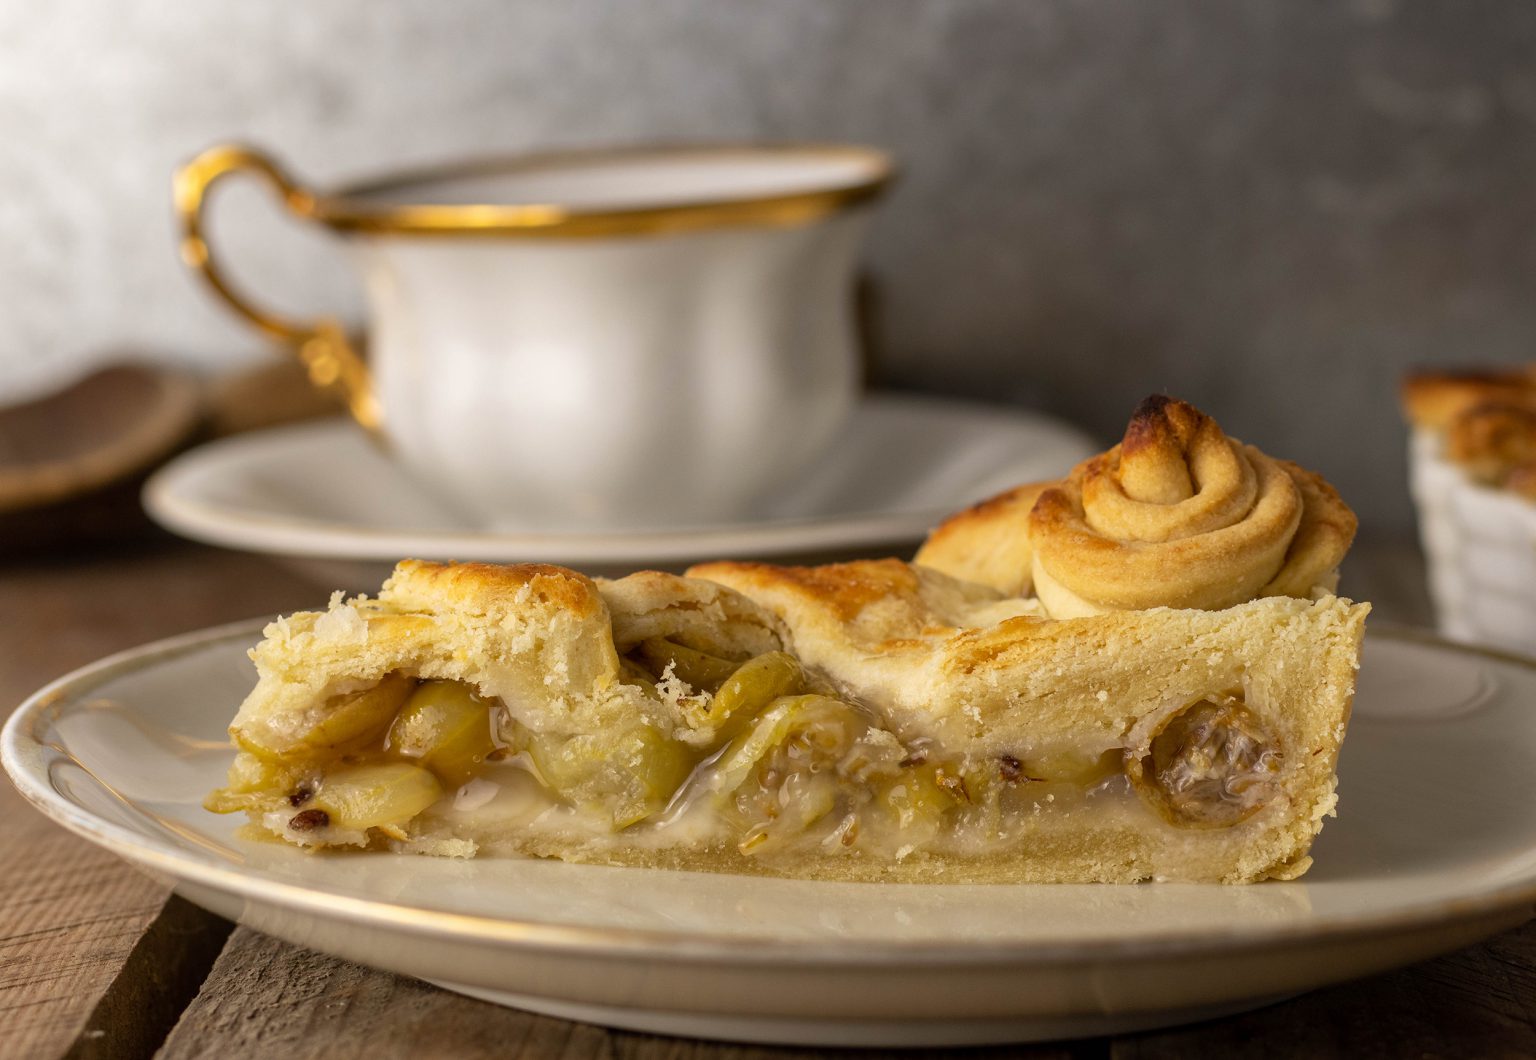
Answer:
917, 395, 1358, 617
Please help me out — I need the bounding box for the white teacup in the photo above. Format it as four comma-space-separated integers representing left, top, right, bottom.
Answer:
175, 143, 892, 530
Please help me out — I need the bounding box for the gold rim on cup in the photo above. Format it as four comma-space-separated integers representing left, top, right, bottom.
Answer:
172, 141, 895, 432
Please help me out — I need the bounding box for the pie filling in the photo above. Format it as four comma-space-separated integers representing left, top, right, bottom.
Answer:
208, 638, 1286, 859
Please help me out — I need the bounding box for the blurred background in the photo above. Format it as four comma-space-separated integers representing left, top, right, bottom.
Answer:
4, 0, 1536, 532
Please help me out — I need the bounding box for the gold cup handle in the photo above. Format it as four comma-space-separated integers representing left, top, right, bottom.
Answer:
174, 144, 380, 430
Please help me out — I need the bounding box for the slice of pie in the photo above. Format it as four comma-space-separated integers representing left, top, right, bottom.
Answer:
209, 396, 1368, 883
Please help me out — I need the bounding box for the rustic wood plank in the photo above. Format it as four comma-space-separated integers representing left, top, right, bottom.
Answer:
63, 897, 233, 1060
156, 928, 1084, 1060
0, 542, 326, 1059
0, 825, 169, 1049
1111, 915, 1536, 1059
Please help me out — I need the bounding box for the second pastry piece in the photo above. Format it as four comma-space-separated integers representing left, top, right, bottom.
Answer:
917, 394, 1358, 617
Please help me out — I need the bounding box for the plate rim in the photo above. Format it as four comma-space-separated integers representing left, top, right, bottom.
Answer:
141, 393, 1096, 563
5, 618, 1535, 967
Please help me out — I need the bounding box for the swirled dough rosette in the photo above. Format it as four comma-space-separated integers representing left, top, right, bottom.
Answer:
918, 395, 1357, 617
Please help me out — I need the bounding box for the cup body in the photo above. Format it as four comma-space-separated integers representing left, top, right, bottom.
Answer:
173, 142, 891, 531
353, 210, 868, 529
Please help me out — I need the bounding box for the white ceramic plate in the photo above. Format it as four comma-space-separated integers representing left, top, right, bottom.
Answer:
144, 394, 1095, 583
6, 623, 1536, 1046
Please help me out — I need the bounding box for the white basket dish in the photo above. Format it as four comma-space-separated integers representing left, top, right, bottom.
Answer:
1409, 427, 1536, 653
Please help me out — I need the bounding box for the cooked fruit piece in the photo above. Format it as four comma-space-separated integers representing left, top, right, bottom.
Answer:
1128, 695, 1281, 829
203, 752, 308, 813
307, 762, 443, 832
694, 650, 804, 734
235, 672, 414, 758
387, 680, 498, 788
635, 637, 738, 691
524, 724, 695, 828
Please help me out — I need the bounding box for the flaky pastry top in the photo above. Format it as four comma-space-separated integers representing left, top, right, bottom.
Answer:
229, 560, 786, 753
689, 557, 1367, 755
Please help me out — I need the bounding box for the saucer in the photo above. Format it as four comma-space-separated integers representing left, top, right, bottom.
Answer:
144, 393, 1094, 583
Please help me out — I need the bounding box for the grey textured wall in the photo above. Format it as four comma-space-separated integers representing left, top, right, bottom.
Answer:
5, 1, 1536, 532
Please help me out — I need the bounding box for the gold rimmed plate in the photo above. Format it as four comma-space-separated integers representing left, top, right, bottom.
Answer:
4, 623, 1534, 1046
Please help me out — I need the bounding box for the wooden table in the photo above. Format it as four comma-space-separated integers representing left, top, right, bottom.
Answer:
3, 538, 1533, 1059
